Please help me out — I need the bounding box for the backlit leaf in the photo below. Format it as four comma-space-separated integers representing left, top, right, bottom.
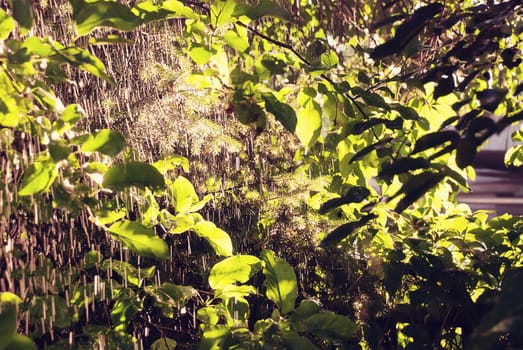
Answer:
103, 162, 165, 191
170, 176, 199, 214
263, 92, 297, 132
69, 0, 140, 35
261, 249, 298, 314
18, 161, 57, 196
81, 129, 126, 157
209, 255, 262, 290
296, 99, 322, 149
0, 9, 14, 40
303, 312, 356, 340
193, 221, 233, 257
108, 220, 169, 260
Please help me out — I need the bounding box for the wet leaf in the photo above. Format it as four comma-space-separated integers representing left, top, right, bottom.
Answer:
261, 249, 298, 314
0, 292, 21, 350
18, 161, 57, 196
236, 0, 292, 21
320, 214, 376, 247
3, 334, 37, 350
263, 93, 297, 132
69, 0, 140, 35
223, 30, 249, 52
281, 332, 320, 350
209, 255, 262, 290
150, 338, 177, 350
103, 162, 165, 191
108, 220, 169, 260
193, 220, 233, 256
81, 129, 126, 156
170, 176, 199, 214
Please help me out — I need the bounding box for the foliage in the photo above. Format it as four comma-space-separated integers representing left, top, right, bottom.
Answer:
1, 0, 523, 349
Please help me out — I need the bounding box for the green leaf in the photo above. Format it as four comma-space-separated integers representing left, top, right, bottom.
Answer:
0, 9, 15, 40
170, 176, 199, 214
303, 312, 356, 340
193, 221, 233, 257
18, 161, 57, 196
211, 0, 237, 27
61, 104, 84, 124
263, 93, 297, 132
200, 326, 231, 350
209, 255, 263, 290
296, 99, 322, 149
281, 331, 320, 350
153, 155, 189, 174
103, 162, 165, 191
261, 249, 298, 314
69, 0, 141, 35
223, 30, 249, 52
9, 0, 33, 34
48, 141, 72, 162
150, 338, 177, 350
108, 220, 169, 260
53, 46, 115, 83
81, 129, 126, 156
4, 334, 37, 350
0, 292, 22, 350
0, 94, 20, 127
188, 44, 213, 65
101, 259, 151, 287
237, 0, 293, 21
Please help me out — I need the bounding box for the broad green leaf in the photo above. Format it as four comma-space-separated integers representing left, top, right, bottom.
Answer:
108, 220, 169, 260
0, 9, 14, 40
189, 194, 212, 213
215, 284, 257, 299
237, 0, 293, 21
200, 326, 231, 350
9, 0, 33, 34
0, 95, 20, 127
303, 312, 356, 340
53, 46, 115, 83
296, 100, 322, 149
170, 176, 199, 214
160, 0, 199, 19
111, 289, 139, 331
263, 93, 297, 132
150, 338, 177, 350
101, 259, 155, 287
3, 334, 37, 350
69, 0, 141, 35
211, 0, 237, 27
81, 129, 126, 156
93, 206, 126, 225
61, 104, 84, 124
291, 300, 322, 322
0, 292, 21, 350
161, 211, 196, 234
103, 162, 165, 191
153, 155, 189, 174
154, 282, 196, 303
223, 30, 249, 52
209, 255, 262, 290
193, 221, 233, 256
48, 141, 72, 162
18, 161, 57, 196
188, 44, 213, 65
261, 250, 298, 314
